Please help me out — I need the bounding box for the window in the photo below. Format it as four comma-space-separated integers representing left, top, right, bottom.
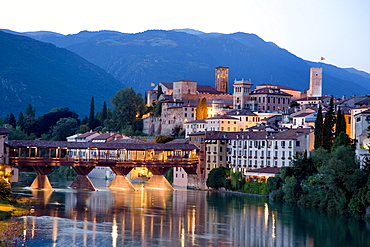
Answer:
296, 141, 300, 147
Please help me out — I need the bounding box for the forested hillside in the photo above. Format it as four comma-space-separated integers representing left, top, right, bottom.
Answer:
14, 29, 370, 96
0, 31, 124, 117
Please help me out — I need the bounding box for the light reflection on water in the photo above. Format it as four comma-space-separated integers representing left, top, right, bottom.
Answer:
13, 178, 370, 247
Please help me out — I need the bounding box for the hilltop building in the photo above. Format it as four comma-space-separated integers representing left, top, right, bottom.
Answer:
215, 66, 229, 93
307, 67, 322, 97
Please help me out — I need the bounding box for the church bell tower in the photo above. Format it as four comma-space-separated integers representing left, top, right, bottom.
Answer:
215, 66, 229, 93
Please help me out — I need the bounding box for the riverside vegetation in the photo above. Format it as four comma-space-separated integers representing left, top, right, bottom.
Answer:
0, 178, 31, 247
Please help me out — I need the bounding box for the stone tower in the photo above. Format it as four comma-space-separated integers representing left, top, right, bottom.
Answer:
215, 66, 229, 93
308, 67, 322, 97
233, 79, 252, 109
173, 79, 197, 101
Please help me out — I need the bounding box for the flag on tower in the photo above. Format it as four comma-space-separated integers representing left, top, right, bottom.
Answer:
150, 82, 155, 87
321, 57, 326, 61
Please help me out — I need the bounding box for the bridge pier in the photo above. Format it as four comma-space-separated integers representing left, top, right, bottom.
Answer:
109, 167, 135, 190
70, 166, 96, 191
30, 166, 54, 190
145, 167, 174, 191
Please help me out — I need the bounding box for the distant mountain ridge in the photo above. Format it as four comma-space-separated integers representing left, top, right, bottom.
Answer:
1, 28, 369, 118
8, 28, 368, 97
0, 30, 124, 117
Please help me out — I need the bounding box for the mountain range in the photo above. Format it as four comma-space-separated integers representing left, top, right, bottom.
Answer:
1, 28, 370, 117
0, 30, 124, 117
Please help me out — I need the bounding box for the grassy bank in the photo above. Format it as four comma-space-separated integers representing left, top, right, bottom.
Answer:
0, 197, 33, 246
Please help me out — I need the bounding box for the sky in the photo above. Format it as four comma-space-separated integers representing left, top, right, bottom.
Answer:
1, 0, 369, 73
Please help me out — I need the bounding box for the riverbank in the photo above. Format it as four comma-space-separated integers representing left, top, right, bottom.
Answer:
0, 199, 33, 246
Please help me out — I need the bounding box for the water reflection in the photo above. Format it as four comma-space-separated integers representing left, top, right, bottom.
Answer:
17, 184, 370, 247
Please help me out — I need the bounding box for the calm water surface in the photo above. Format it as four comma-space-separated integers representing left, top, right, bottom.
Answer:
12, 177, 370, 247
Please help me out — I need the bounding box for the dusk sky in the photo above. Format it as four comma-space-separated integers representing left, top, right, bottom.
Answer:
1, 0, 369, 74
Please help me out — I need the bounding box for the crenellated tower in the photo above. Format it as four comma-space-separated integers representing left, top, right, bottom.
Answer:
215, 66, 229, 93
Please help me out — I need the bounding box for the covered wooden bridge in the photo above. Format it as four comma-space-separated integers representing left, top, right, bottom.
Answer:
7, 140, 198, 191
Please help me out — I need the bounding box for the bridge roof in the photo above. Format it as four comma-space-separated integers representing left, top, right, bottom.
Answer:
6, 140, 198, 151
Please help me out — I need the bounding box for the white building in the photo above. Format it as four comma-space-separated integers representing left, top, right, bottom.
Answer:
354, 109, 370, 168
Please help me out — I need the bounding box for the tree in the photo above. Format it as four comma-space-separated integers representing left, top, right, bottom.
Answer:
0, 179, 11, 201
155, 135, 174, 143
33, 108, 78, 137
23, 104, 36, 135
290, 101, 300, 108
322, 97, 336, 151
51, 117, 79, 141
88, 97, 100, 130
206, 167, 230, 189
314, 105, 323, 149
5, 113, 16, 128
230, 171, 245, 190
157, 85, 163, 100
17, 112, 24, 131
96, 101, 108, 126
331, 131, 354, 151
153, 100, 163, 117
335, 107, 346, 138
111, 88, 146, 130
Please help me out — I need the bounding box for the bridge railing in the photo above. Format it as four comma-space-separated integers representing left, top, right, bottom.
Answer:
10, 156, 198, 165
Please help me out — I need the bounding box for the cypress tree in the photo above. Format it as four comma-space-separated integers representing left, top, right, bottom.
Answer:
8, 113, 16, 128
322, 97, 336, 151
18, 112, 25, 131
157, 85, 163, 100
88, 97, 95, 129
335, 107, 347, 138
314, 105, 324, 149
101, 101, 108, 124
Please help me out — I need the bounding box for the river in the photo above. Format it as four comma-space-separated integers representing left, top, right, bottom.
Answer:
11, 176, 370, 247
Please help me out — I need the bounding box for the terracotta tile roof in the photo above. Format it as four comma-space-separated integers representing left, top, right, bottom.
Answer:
108, 138, 147, 144
250, 87, 292, 96
7, 140, 199, 151
186, 119, 207, 124
296, 95, 330, 101
0, 127, 9, 134
76, 132, 98, 139
293, 112, 313, 118
166, 139, 189, 144
355, 98, 370, 106
197, 85, 227, 94
91, 133, 122, 141
159, 82, 173, 89
246, 167, 280, 174
204, 128, 312, 140
206, 115, 238, 120
227, 109, 257, 116
256, 83, 299, 91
